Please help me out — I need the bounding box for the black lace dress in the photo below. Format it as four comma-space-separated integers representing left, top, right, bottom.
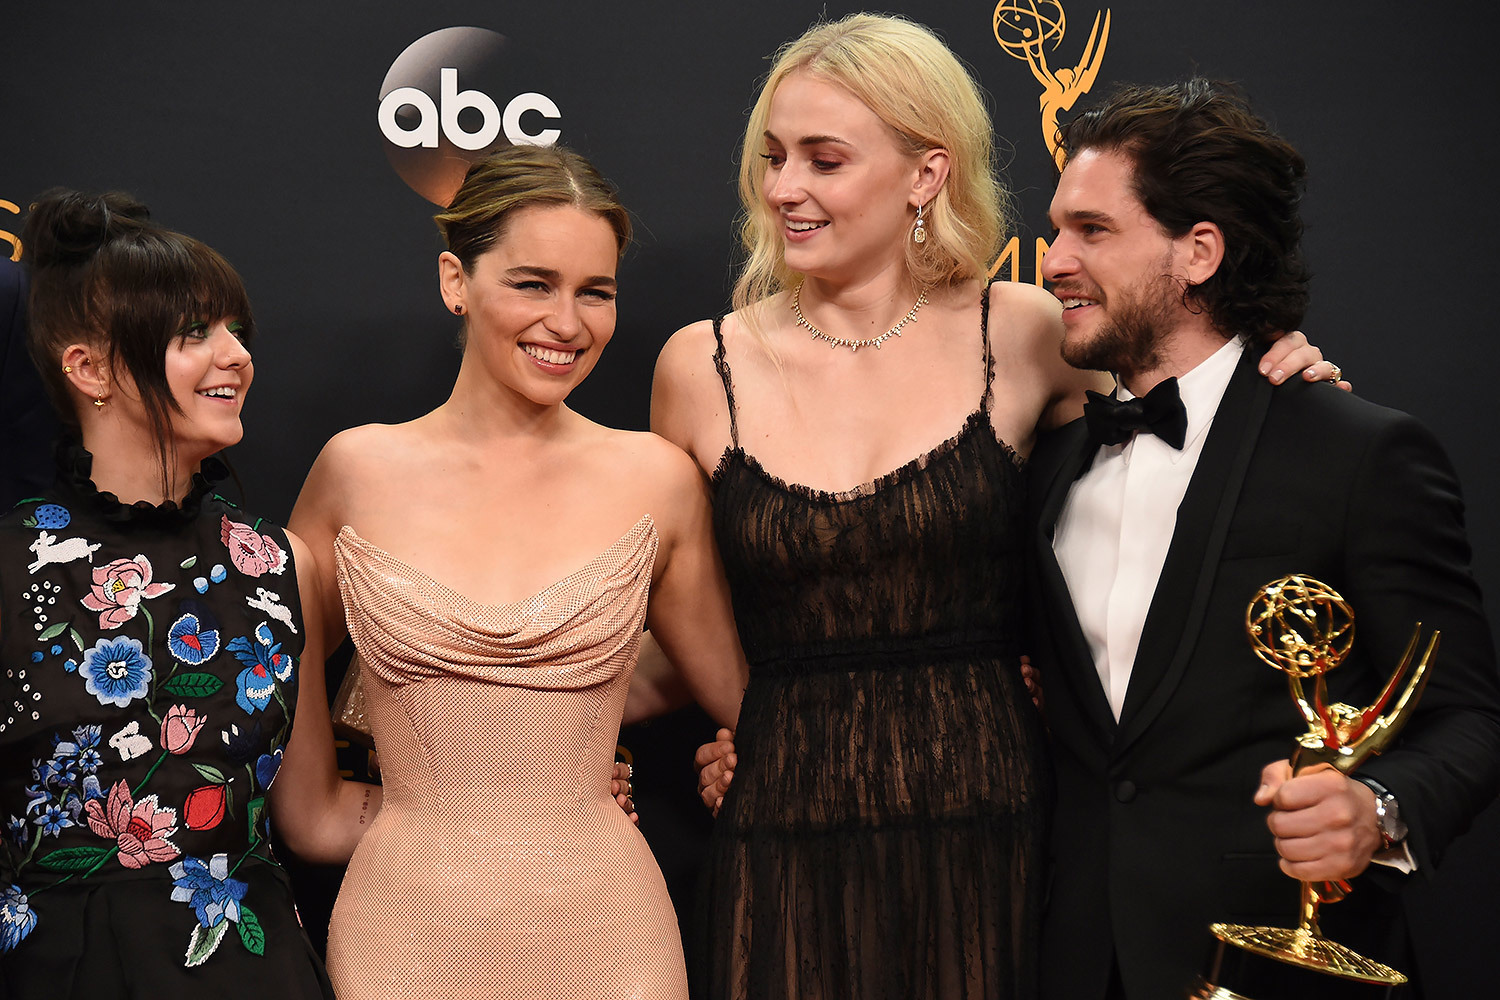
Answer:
694, 291, 1052, 1000
0, 446, 331, 998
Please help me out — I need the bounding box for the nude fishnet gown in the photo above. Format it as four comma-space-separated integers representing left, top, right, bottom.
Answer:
325, 516, 687, 1000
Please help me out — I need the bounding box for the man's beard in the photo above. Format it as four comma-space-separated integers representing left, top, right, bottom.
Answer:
1060, 270, 1180, 378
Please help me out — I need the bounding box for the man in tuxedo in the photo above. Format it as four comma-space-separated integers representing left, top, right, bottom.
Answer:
1030, 79, 1500, 998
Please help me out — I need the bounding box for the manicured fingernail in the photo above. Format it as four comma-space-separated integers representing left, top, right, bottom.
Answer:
1270, 369, 1286, 384
1259, 362, 1270, 375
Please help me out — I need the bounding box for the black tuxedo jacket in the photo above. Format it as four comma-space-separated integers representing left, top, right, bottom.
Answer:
1027, 345, 1500, 1000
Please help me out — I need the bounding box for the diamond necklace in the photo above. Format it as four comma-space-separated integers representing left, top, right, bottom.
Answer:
791, 282, 929, 353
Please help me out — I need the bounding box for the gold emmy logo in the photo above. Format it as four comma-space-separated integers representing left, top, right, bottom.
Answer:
987, 3, 1110, 283
993, 1, 1111, 170
1, 199, 21, 262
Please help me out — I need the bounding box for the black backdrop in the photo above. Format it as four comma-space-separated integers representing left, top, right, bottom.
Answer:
5, 3, 1497, 993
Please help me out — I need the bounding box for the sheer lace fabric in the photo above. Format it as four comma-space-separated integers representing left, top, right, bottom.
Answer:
696, 293, 1051, 1000
327, 517, 687, 1000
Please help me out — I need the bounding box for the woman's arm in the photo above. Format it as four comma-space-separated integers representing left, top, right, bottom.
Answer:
268, 530, 383, 864
622, 631, 692, 726
640, 439, 747, 730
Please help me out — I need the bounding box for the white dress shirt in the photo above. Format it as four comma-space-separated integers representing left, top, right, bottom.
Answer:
1052, 337, 1244, 721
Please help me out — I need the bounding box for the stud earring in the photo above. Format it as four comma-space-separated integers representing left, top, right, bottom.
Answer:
62, 365, 73, 374
454, 304, 465, 315
912, 202, 927, 245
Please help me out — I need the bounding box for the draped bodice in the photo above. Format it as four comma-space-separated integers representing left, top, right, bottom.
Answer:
332, 517, 656, 808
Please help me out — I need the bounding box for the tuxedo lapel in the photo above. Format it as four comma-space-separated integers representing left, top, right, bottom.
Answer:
1033, 420, 1118, 736
1115, 346, 1273, 751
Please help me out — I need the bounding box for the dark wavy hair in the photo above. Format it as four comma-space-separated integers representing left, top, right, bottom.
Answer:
22, 188, 255, 484
1057, 79, 1310, 343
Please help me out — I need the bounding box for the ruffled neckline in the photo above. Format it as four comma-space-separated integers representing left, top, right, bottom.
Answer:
55, 440, 227, 526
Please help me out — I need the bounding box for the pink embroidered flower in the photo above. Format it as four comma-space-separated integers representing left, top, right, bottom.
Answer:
80, 555, 175, 630
160, 704, 207, 755
84, 780, 181, 869
220, 516, 287, 577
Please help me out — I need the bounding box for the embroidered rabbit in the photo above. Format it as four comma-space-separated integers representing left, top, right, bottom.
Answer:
28, 531, 101, 575
246, 587, 298, 634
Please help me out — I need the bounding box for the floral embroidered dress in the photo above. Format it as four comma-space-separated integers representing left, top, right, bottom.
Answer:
0, 446, 332, 998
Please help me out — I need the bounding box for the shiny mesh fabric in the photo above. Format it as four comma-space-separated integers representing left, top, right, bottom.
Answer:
327, 517, 687, 1000
695, 289, 1052, 1000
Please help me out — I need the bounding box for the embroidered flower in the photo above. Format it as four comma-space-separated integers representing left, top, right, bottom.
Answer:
233, 663, 274, 714
78, 637, 153, 708
167, 611, 221, 665
53, 725, 104, 773
80, 555, 175, 630
84, 780, 180, 869
6, 815, 27, 847
219, 721, 263, 766
34, 804, 75, 837
0, 885, 37, 953
161, 705, 207, 754
228, 623, 292, 714
170, 854, 249, 929
220, 516, 287, 578
183, 785, 228, 831
254, 748, 283, 790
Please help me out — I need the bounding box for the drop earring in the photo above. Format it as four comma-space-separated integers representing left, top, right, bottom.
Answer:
912, 201, 927, 245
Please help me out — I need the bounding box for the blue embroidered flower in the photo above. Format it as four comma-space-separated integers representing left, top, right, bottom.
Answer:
0, 885, 37, 953
78, 637, 153, 708
169, 854, 249, 929
63, 658, 78, 673
53, 725, 103, 776
34, 804, 74, 837
6, 815, 27, 847
23, 782, 48, 818
228, 623, 290, 714
29, 651, 42, 663
233, 663, 274, 714
254, 748, 283, 790
167, 611, 221, 665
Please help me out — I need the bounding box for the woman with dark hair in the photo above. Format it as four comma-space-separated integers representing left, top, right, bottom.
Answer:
0, 190, 336, 996
283, 143, 747, 1000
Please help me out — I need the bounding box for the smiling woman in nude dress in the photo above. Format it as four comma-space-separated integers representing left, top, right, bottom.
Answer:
275, 145, 747, 1000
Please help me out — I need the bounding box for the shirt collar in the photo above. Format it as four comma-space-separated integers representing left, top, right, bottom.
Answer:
1117, 337, 1245, 463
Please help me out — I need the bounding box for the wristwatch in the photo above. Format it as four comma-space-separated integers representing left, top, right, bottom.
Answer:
1359, 777, 1408, 851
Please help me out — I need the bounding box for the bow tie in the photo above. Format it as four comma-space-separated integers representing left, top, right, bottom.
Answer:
1083, 378, 1188, 450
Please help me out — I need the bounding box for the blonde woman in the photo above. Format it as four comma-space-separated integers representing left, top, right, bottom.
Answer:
652, 14, 1337, 999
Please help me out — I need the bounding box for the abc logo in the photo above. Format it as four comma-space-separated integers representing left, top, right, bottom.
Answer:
377, 27, 561, 206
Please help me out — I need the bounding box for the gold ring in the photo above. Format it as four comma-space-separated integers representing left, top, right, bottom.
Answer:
1328, 364, 1342, 382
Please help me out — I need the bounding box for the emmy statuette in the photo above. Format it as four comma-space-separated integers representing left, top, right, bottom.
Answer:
1192, 574, 1438, 1000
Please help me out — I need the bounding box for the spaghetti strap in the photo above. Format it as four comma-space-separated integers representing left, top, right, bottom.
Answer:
711, 316, 741, 449
980, 280, 998, 414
